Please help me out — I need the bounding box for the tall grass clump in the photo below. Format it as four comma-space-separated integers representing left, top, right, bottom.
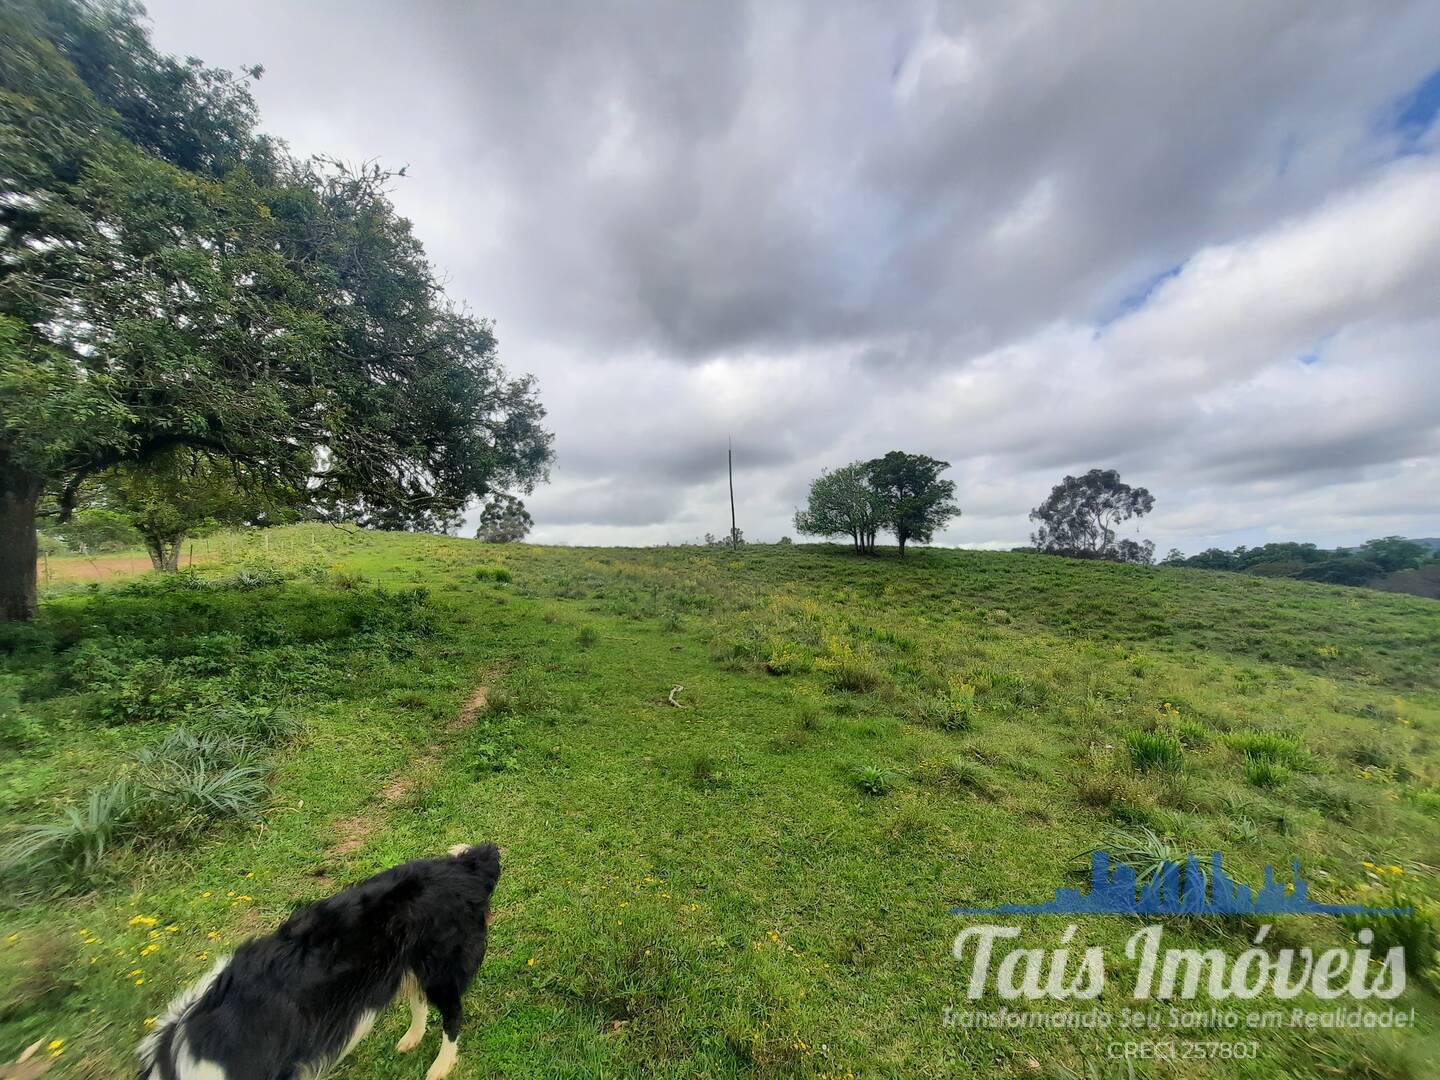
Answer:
1227, 731, 1309, 770
1085, 826, 1195, 888
1125, 729, 1184, 773
0, 782, 137, 877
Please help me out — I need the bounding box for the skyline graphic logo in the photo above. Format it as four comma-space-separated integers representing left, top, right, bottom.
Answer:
952, 851, 1411, 916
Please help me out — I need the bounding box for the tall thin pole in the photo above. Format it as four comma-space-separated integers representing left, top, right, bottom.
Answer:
728, 436, 737, 545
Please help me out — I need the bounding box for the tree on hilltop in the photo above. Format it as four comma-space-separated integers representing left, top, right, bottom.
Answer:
864, 451, 959, 556
1029, 468, 1155, 563
794, 463, 888, 555
475, 494, 534, 543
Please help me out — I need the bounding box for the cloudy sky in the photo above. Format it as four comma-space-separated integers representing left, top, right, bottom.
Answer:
145, 1, 1440, 551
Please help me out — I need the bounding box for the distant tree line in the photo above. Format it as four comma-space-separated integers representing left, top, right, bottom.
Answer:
1161, 536, 1437, 588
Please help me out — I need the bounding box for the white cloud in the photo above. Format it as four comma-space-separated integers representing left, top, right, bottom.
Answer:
141, 0, 1440, 551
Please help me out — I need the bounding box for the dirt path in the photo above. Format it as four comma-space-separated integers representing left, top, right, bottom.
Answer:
329, 685, 489, 857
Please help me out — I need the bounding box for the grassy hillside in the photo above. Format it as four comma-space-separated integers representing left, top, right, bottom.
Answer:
2, 527, 1438, 1078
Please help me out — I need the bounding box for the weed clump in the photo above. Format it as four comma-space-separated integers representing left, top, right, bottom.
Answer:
855, 764, 896, 796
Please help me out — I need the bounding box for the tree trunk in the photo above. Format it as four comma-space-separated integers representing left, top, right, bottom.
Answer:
145, 534, 185, 572
898, 535, 907, 557
0, 482, 40, 622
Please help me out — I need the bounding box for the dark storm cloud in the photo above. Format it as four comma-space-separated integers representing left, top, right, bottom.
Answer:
143, 0, 1440, 549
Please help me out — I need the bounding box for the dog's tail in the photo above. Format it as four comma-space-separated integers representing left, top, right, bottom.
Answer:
447, 841, 501, 891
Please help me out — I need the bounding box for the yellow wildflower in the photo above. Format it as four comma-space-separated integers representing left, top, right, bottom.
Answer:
129, 915, 158, 927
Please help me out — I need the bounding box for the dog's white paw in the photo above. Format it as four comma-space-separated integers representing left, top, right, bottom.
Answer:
396, 1029, 423, 1053
425, 1036, 459, 1080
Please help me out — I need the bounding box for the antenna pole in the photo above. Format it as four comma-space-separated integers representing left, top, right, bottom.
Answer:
728, 436, 737, 546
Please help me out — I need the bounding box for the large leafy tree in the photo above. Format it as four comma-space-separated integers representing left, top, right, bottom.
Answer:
793, 462, 888, 556
864, 451, 959, 556
1029, 468, 1155, 562
0, 0, 552, 619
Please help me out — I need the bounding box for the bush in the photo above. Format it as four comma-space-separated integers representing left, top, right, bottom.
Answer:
94, 657, 193, 725
1125, 729, 1184, 773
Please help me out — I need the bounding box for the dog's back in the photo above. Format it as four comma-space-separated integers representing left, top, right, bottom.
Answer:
140, 843, 500, 1080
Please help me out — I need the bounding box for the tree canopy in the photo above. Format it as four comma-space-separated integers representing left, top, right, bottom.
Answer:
864, 451, 959, 556
794, 452, 959, 556
794, 462, 889, 555
1029, 468, 1155, 563
0, 0, 552, 618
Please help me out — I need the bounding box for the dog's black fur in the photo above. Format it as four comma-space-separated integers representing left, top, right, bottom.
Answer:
139, 843, 500, 1080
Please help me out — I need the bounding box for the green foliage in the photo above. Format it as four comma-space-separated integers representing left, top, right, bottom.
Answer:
0, 0, 553, 621
40, 508, 141, 554
1227, 730, 1309, 770
576, 625, 599, 648
475, 494, 533, 543
1030, 468, 1155, 563
1125, 728, 1184, 772
1086, 826, 1192, 887
793, 462, 889, 555
1342, 897, 1439, 990
863, 451, 960, 555
1243, 758, 1289, 789
855, 764, 896, 796
4, 527, 1440, 1075
474, 565, 513, 583
0, 781, 136, 878
1360, 536, 1429, 574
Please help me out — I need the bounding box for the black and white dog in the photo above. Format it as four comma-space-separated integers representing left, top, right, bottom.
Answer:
139, 843, 500, 1080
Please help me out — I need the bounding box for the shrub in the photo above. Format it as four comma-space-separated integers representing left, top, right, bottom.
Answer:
765, 639, 813, 675
855, 765, 896, 796
1125, 729, 1184, 773
1, 782, 137, 878
0, 678, 42, 748
224, 565, 289, 590
94, 657, 192, 725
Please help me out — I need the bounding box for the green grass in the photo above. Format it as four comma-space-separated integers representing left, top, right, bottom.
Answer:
2, 526, 1439, 1077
